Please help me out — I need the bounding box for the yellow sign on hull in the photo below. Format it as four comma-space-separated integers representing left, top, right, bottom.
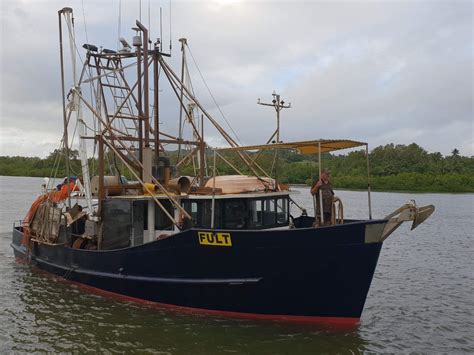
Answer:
198, 232, 232, 247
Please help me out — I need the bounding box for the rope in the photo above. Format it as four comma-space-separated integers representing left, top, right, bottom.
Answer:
180, 60, 197, 143
186, 44, 242, 146
47, 140, 64, 190
270, 150, 278, 176
63, 12, 84, 67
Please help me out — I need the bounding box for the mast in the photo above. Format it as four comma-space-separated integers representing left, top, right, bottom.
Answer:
136, 20, 153, 183
134, 28, 144, 179
175, 38, 206, 185
177, 38, 187, 161
257, 91, 291, 144
58, 8, 72, 208
98, 135, 105, 216
62, 7, 94, 213
256, 91, 292, 186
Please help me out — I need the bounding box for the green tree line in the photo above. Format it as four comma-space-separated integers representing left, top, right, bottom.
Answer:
1, 143, 473, 192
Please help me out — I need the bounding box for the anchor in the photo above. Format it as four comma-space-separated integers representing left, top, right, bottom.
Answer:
380, 201, 435, 241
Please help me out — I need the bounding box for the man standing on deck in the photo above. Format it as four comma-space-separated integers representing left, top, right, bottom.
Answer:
311, 169, 334, 227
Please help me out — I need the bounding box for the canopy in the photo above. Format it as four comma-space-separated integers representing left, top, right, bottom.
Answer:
217, 139, 367, 155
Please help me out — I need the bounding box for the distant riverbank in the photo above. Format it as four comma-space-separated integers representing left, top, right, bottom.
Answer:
1, 173, 472, 194
1, 142, 473, 193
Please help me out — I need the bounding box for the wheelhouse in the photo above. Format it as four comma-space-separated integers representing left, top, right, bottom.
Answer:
96, 192, 290, 250
182, 192, 290, 230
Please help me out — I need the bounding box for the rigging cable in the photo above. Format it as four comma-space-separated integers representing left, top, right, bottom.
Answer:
47, 140, 65, 190
179, 49, 197, 146
80, 0, 89, 45
186, 44, 243, 146
64, 14, 85, 68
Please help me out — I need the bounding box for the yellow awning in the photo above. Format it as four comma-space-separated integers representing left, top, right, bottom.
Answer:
217, 139, 367, 154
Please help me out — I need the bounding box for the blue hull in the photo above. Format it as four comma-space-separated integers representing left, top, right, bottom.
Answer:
11, 220, 385, 325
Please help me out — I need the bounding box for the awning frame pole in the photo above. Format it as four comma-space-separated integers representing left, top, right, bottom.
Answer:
366, 144, 372, 220
211, 149, 217, 229
312, 195, 317, 224
318, 141, 324, 225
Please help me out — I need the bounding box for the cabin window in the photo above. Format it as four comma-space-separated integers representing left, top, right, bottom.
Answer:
102, 200, 132, 250
182, 196, 289, 230
182, 200, 221, 229
263, 199, 276, 226
223, 200, 246, 229
249, 199, 263, 227
201, 201, 212, 228
191, 202, 198, 216
183, 201, 199, 222
201, 200, 220, 228
143, 200, 174, 231
155, 200, 174, 230
276, 198, 289, 224
251, 197, 289, 227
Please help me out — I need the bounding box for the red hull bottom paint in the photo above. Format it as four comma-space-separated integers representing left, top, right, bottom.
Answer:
14, 256, 361, 328
15, 257, 28, 265
59, 274, 360, 328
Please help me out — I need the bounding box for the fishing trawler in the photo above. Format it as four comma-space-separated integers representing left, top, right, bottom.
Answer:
11, 8, 434, 326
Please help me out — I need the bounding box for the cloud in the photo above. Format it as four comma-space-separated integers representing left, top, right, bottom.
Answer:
0, 0, 472, 158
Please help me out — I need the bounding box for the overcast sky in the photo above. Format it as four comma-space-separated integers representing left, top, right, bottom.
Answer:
0, 0, 472, 157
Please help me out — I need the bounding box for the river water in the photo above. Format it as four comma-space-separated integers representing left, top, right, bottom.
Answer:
0, 175, 472, 353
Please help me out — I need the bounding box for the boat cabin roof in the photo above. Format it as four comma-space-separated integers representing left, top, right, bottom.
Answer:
186, 191, 290, 200
107, 190, 291, 201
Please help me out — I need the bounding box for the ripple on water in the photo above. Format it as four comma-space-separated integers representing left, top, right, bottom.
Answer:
1, 181, 474, 353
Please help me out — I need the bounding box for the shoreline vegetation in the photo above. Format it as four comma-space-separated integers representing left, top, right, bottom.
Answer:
1, 143, 473, 193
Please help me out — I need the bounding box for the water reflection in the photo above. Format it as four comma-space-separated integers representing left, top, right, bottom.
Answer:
7, 263, 368, 353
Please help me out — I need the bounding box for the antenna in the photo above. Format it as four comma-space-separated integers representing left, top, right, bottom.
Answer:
117, 0, 122, 50
257, 91, 291, 143
169, 0, 172, 52
148, 0, 151, 45
160, 7, 163, 52
139, 0, 142, 22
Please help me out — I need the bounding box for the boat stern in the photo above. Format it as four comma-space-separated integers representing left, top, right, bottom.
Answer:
11, 223, 28, 261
